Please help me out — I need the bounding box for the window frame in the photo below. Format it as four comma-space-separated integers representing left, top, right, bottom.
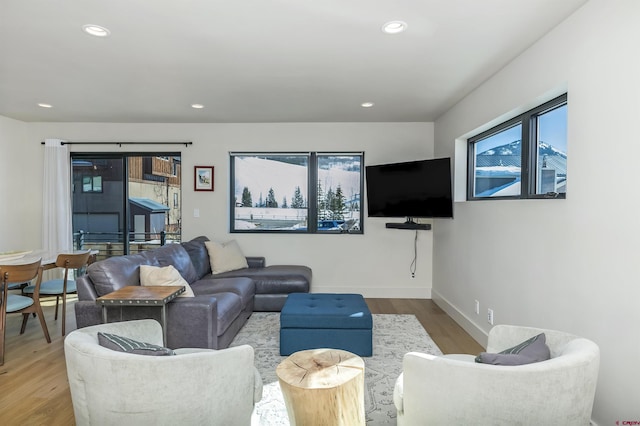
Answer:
467, 93, 567, 201
72, 152, 183, 256
229, 151, 364, 234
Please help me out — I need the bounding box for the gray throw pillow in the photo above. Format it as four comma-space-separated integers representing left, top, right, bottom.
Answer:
475, 333, 550, 365
98, 332, 175, 356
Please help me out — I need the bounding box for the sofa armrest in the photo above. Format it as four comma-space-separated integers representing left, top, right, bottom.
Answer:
166, 296, 219, 349
76, 275, 98, 301
246, 256, 265, 268
75, 295, 222, 350
75, 300, 103, 328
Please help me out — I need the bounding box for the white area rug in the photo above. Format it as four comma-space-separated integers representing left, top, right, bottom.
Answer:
230, 313, 442, 425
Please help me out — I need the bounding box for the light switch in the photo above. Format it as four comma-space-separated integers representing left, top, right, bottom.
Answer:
193, 208, 200, 218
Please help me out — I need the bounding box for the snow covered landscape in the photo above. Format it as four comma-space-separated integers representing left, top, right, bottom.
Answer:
233, 155, 361, 230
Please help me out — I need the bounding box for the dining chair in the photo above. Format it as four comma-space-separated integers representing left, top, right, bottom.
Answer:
1, 258, 51, 365
22, 250, 91, 336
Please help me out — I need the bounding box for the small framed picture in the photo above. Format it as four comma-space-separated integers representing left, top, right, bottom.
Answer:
194, 166, 214, 191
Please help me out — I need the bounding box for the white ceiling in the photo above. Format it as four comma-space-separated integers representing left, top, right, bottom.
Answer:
0, 0, 587, 123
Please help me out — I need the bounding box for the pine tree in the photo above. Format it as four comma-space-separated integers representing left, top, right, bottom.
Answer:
325, 187, 336, 219
241, 187, 252, 207
317, 181, 326, 218
291, 186, 305, 208
282, 197, 288, 208
266, 187, 278, 208
257, 193, 263, 208
333, 184, 347, 220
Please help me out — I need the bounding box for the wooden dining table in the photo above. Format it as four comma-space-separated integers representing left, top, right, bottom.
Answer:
0, 249, 97, 269
0, 249, 98, 289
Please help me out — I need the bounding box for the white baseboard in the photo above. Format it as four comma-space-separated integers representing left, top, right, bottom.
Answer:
312, 286, 431, 299
431, 289, 489, 348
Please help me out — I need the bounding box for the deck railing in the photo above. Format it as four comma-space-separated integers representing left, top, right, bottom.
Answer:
73, 231, 181, 261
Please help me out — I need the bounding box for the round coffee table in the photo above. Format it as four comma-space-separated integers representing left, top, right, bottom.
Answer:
276, 348, 365, 426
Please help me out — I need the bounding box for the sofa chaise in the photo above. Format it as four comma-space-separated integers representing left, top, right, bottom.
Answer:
74, 236, 311, 349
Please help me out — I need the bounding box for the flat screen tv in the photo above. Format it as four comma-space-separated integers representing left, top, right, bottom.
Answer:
365, 157, 453, 219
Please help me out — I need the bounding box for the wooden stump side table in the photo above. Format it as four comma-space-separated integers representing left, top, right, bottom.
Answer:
276, 348, 365, 426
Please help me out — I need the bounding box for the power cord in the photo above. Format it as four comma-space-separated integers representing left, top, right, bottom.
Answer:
410, 229, 418, 278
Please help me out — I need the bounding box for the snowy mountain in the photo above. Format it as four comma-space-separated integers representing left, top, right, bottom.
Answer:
478, 140, 566, 159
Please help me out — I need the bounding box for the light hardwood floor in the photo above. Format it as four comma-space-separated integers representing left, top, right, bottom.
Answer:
0, 296, 483, 425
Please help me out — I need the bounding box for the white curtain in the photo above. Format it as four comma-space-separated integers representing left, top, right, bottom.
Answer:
42, 139, 73, 255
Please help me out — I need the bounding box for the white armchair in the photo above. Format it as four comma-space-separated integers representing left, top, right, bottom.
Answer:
64, 319, 263, 426
394, 325, 600, 426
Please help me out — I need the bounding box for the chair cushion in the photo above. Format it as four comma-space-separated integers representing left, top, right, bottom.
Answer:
23, 279, 77, 295
97, 332, 175, 356
475, 333, 550, 365
190, 277, 254, 310
139, 265, 195, 297
7, 281, 28, 290
6, 294, 34, 312
212, 265, 311, 294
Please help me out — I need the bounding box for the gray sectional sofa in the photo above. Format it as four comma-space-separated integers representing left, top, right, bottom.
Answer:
74, 236, 311, 349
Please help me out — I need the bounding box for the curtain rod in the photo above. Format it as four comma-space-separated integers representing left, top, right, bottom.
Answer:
41, 141, 193, 147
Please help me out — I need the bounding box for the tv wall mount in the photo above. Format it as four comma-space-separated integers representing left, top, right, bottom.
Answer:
385, 218, 431, 230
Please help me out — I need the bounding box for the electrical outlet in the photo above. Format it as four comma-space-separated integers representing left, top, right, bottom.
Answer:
487, 308, 494, 325
474, 300, 480, 315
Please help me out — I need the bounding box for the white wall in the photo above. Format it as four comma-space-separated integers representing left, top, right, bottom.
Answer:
8, 122, 434, 297
433, 0, 640, 423
0, 115, 41, 251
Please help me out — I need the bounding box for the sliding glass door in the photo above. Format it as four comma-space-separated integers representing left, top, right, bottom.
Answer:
71, 153, 182, 259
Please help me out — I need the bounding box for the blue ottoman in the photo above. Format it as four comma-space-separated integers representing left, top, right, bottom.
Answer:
280, 293, 373, 357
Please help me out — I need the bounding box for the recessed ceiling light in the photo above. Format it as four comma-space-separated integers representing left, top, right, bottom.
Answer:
38, 103, 52, 108
382, 21, 407, 34
191, 104, 205, 109
82, 24, 111, 37
361, 102, 375, 108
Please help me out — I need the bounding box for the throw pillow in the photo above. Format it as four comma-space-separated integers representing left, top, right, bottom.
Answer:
475, 333, 550, 365
204, 240, 249, 274
97, 332, 175, 356
139, 264, 195, 297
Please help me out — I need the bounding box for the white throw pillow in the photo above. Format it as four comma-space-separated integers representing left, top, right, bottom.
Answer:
204, 240, 249, 274
139, 264, 195, 297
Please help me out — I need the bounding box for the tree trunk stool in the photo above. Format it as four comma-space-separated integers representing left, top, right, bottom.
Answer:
279, 293, 373, 356
276, 348, 365, 426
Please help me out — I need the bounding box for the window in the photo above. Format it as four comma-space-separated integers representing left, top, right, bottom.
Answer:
82, 176, 102, 193
468, 94, 567, 199
72, 153, 182, 257
230, 152, 363, 233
